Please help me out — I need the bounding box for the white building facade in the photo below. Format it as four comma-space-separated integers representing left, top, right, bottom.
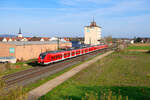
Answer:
84, 20, 102, 45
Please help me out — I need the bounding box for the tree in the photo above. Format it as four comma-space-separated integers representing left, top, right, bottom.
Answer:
134, 37, 142, 43
104, 36, 113, 43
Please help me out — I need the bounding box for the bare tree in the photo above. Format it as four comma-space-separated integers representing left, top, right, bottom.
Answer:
104, 36, 113, 43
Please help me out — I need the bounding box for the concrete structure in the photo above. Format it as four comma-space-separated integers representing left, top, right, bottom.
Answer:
84, 19, 102, 45
0, 41, 72, 61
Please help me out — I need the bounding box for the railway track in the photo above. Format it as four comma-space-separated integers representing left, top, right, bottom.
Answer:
3, 48, 111, 87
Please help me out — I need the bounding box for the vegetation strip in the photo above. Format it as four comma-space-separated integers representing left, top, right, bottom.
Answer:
127, 45, 150, 50
28, 51, 114, 100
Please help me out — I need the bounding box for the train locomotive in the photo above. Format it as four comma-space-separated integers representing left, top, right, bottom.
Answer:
38, 45, 108, 65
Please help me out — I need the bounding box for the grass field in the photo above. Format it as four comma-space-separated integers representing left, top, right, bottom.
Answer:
127, 46, 150, 50
127, 43, 150, 50
39, 51, 150, 100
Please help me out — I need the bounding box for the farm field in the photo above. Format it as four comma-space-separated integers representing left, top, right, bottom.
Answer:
131, 43, 150, 46
39, 51, 150, 100
127, 46, 150, 50
127, 43, 150, 51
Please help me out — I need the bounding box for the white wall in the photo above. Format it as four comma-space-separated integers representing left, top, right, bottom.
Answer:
84, 26, 101, 45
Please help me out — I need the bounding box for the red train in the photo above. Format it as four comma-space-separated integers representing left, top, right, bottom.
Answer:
38, 45, 108, 65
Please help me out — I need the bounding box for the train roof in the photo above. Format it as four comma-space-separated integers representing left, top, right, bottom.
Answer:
40, 44, 106, 55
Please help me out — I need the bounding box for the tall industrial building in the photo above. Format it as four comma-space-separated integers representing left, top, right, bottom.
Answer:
84, 19, 102, 45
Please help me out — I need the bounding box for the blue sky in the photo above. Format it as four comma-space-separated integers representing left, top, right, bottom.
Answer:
0, 0, 150, 38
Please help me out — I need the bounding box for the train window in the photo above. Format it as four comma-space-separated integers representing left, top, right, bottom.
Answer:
64, 54, 67, 57
59, 55, 61, 58
40, 54, 46, 59
72, 52, 75, 55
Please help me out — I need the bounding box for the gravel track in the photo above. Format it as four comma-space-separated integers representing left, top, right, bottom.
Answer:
3, 48, 110, 87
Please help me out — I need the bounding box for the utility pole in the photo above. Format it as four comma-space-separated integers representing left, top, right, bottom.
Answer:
89, 37, 91, 45
57, 37, 60, 50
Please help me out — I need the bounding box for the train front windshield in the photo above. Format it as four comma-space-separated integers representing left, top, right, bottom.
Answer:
40, 53, 46, 60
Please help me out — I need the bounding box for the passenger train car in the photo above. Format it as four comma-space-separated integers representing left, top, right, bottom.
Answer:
38, 45, 108, 65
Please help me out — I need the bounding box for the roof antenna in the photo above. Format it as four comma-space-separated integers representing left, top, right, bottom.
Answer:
19, 27, 21, 34
93, 16, 95, 22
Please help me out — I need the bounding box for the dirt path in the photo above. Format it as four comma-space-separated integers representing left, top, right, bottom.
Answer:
128, 49, 149, 52
27, 51, 114, 100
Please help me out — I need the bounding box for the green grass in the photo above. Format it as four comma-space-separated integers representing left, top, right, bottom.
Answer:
127, 46, 150, 50
39, 51, 150, 100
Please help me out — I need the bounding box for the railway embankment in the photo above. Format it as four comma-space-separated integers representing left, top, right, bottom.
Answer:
0, 59, 35, 76
28, 51, 114, 100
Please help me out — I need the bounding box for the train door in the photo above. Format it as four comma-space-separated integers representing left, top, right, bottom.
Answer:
51, 55, 54, 62
71, 51, 75, 56
81, 49, 84, 54
76, 50, 79, 55
67, 52, 70, 57
64, 53, 68, 58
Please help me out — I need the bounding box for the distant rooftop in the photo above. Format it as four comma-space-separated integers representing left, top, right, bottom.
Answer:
0, 41, 70, 46
85, 19, 101, 28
